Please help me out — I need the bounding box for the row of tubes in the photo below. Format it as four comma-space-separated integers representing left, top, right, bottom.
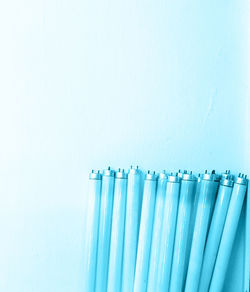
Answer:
83, 167, 248, 292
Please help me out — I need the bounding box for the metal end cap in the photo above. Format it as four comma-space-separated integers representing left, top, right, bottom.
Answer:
234, 174, 248, 185
89, 170, 102, 180
182, 172, 196, 181
167, 174, 180, 183
159, 171, 168, 180
177, 170, 183, 178
145, 171, 157, 181
202, 170, 219, 182
129, 166, 140, 175
103, 167, 115, 177
115, 169, 128, 179
221, 170, 231, 178
220, 178, 234, 187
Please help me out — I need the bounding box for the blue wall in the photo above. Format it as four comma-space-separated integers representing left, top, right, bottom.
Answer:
0, 0, 249, 291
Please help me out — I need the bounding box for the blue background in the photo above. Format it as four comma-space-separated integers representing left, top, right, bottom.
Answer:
0, 0, 249, 291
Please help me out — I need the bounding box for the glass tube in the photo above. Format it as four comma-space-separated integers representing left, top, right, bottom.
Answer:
169, 172, 196, 292
147, 171, 168, 292
245, 184, 250, 292
209, 174, 247, 292
96, 167, 115, 292
198, 176, 234, 292
156, 173, 181, 292
134, 171, 157, 292
122, 166, 142, 292
185, 171, 219, 292
83, 170, 102, 292
107, 169, 128, 292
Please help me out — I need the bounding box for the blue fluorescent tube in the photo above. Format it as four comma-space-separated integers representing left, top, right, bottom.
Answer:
169, 172, 196, 292
122, 166, 142, 292
156, 173, 181, 292
107, 169, 128, 292
134, 171, 157, 292
83, 170, 102, 292
209, 174, 248, 292
147, 171, 168, 292
198, 176, 234, 292
96, 167, 115, 292
245, 184, 250, 292
185, 171, 219, 292
184, 173, 201, 278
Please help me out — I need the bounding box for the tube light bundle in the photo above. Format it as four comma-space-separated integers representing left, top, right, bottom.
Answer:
83, 168, 248, 292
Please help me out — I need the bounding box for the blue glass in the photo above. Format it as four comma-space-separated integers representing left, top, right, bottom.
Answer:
245, 185, 250, 292
122, 167, 142, 292
107, 170, 128, 292
134, 172, 157, 292
199, 178, 233, 292
83, 171, 102, 292
96, 168, 115, 292
185, 173, 219, 292
156, 174, 181, 292
169, 173, 196, 292
147, 172, 167, 292
184, 174, 201, 279
209, 176, 247, 292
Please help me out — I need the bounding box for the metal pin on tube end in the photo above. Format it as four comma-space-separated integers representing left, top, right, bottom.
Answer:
103, 167, 115, 177
129, 165, 140, 175
221, 170, 233, 180
89, 170, 102, 180
167, 172, 180, 183
235, 173, 248, 185
202, 170, 218, 181
115, 168, 128, 179
177, 170, 183, 178
159, 171, 168, 180
145, 170, 157, 181
182, 171, 196, 181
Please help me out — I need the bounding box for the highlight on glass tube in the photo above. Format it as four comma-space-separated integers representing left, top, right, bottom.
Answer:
169, 171, 197, 292
156, 173, 181, 292
107, 169, 128, 292
198, 174, 234, 292
134, 171, 157, 292
147, 171, 168, 292
122, 166, 142, 292
82, 170, 102, 292
209, 174, 248, 292
96, 167, 115, 292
